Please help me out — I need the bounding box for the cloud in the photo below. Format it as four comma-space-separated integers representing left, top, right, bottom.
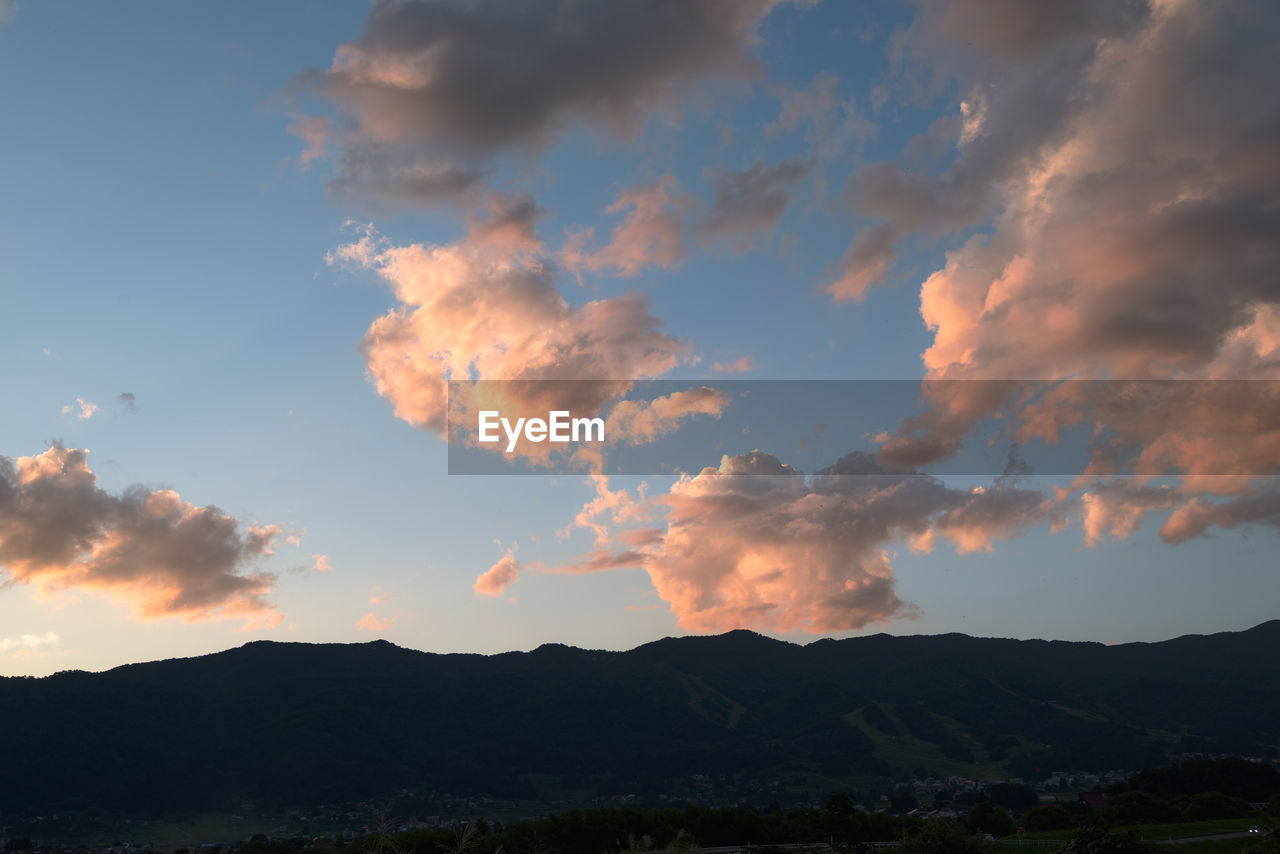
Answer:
823, 223, 894, 301
711, 356, 756, 375
767, 72, 876, 159
301, 0, 788, 204
0, 631, 58, 653
561, 178, 691, 277
330, 201, 691, 440
287, 114, 330, 172
355, 611, 396, 632
563, 161, 810, 277
474, 548, 520, 597
877, 0, 1280, 384
0, 445, 281, 627
312, 554, 333, 572
61, 398, 99, 420
1160, 492, 1280, 545
846, 1, 1280, 547
117, 392, 138, 413
694, 158, 811, 250
557, 450, 1046, 633
0, 0, 15, 27
604, 387, 732, 446
825, 0, 1151, 299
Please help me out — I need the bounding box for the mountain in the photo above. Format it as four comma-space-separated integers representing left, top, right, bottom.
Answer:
1, 622, 1277, 815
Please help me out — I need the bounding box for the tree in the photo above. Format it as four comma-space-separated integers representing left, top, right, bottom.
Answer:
1024, 804, 1076, 832
966, 803, 1014, 838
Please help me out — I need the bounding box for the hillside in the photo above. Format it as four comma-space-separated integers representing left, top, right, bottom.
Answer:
1, 622, 1277, 814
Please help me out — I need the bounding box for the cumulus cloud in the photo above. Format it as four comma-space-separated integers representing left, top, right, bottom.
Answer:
556, 450, 1047, 633
300, 0, 787, 204
312, 554, 333, 572
474, 547, 520, 597
0, 445, 281, 626
874, 0, 1280, 388
329, 198, 692, 443
827, 0, 1150, 298
847, 0, 1280, 547
61, 398, 99, 420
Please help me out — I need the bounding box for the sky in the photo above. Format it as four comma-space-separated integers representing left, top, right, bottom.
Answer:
2, 0, 1278, 676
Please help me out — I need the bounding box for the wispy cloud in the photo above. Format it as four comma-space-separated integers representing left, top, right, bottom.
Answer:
61, 398, 99, 420
355, 611, 395, 632
0, 631, 58, 653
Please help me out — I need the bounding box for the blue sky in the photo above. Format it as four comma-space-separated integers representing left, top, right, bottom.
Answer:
2, 0, 1278, 675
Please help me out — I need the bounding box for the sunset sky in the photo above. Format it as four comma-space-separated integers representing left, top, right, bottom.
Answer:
2, 0, 1278, 676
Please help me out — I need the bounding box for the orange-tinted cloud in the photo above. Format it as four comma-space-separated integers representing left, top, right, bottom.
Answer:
604, 387, 732, 446
355, 611, 395, 632
330, 199, 692, 441
850, 0, 1280, 544
474, 549, 520, 597
563, 161, 810, 278
0, 445, 281, 627
562, 178, 690, 277
558, 451, 1046, 633
61, 397, 99, 420
710, 356, 756, 375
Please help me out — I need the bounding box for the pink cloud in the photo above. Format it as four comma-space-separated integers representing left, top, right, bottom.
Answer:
355, 611, 395, 633
61, 398, 99, 420
604, 387, 732, 446
474, 549, 521, 598
555, 451, 1046, 634
710, 356, 756, 375
561, 178, 690, 277
331, 201, 692, 444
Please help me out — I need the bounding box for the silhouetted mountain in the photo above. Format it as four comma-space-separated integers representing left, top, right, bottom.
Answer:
2, 622, 1277, 814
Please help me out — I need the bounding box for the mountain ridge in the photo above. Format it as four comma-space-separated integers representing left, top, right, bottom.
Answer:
2, 621, 1276, 816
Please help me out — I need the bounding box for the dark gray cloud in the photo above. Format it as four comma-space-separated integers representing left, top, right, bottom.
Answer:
0, 445, 280, 625
695, 158, 812, 250
301, 0, 787, 205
